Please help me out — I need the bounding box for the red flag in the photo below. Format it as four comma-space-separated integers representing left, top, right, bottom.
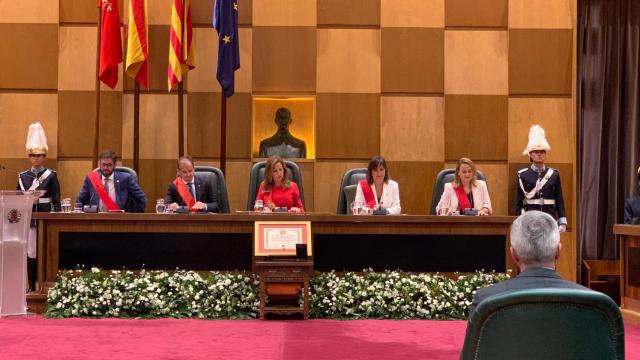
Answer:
99, 0, 123, 89
168, 0, 195, 90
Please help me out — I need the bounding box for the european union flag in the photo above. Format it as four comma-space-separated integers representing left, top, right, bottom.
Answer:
213, 0, 240, 97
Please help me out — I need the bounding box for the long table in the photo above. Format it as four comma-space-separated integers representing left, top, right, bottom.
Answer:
33, 213, 517, 286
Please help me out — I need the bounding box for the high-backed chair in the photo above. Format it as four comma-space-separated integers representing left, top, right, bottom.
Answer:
336, 168, 367, 214
245, 161, 304, 211
429, 169, 486, 215
460, 288, 625, 360
195, 166, 230, 213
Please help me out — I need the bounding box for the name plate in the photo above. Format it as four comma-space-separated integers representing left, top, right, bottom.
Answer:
254, 221, 312, 256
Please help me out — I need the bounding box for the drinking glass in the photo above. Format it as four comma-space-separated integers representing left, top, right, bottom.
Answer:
438, 207, 448, 216
74, 202, 83, 213
449, 207, 460, 216
155, 199, 166, 214
61, 198, 72, 213
254, 199, 264, 212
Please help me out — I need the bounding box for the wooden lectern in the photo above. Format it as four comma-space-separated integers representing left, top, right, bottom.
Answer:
614, 224, 640, 324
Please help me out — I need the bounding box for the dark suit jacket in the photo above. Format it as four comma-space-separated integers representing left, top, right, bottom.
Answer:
470, 267, 589, 314
76, 171, 147, 213
624, 195, 640, 224
164, 174, 219, 213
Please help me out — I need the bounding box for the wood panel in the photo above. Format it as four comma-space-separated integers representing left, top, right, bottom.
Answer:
131, 159, 177, 212
313, 161, 368, 213
509, 0, 573, 29
444, 30, 508, 95
508, 98, 574, 163
380, 96, 444, 162
381, 0, 444, 28
445, 0, 508, 28
56, 160, 93, 202
444, 95, 508, 161
58, 91, 123, 158
0, 0, 58, 23
191, 0, 252, 25
0, 24, 58, 89
317, 29, 380, 93
187, 92, 252, 159
317, 0, 380, 26
224, 160, 251, 212
381, 28, 444, 94
388, 161, 444, 215
58, 26, 102, 91
122, 94, 181, 160
509, 29, 573, 95
316, 93, 380, 159
0, 93, 58, 158
253, 0, 316, 26
59, 0, 101, 23
252, 27, 317, 92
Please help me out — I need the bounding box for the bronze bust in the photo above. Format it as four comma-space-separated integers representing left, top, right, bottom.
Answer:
259, 107, 307, 158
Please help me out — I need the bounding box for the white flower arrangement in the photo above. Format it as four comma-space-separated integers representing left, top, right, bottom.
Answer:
45, 268, 509, 320
309, 269, 510, 319
45, 269, 260, 319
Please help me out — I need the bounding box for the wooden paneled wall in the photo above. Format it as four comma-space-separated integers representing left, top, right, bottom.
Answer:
0, 0, 577, 277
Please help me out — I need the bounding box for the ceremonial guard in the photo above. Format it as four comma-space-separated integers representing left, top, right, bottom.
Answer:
18, 122, 61, 291
515, 125, 567, 232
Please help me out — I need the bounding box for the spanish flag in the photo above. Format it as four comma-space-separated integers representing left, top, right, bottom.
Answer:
98, 0, 123, 89
167, 0, 195, 90
125, 0, 149, 88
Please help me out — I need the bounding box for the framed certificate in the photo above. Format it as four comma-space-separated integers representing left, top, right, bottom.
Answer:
254, 221, 312, 256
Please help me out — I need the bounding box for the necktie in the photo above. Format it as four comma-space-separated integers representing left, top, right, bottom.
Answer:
100, 178, 110, 212
188, 182, 196, 200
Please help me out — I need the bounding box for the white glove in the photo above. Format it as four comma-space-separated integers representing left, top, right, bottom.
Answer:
558, 224, 567, 233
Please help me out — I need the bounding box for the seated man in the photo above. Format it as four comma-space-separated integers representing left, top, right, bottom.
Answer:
469, 210, 589, 314
76, 149, 147, 212
165, 155, 218, 213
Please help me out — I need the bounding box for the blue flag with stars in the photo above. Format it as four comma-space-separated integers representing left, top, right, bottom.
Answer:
213, 0, 240, 97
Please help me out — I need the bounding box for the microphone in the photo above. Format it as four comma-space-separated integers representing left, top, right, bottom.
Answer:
83, 188, 98, 213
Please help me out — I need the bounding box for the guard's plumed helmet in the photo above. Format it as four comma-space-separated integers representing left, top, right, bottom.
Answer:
522, 124, 550, 155
26, 122, 48, 155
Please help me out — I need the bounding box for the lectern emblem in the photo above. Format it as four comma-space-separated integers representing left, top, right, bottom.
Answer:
7, 209, 22, 223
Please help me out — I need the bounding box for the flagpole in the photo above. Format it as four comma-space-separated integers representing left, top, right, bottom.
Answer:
94, 5, 103, 167
177, 0, 185, 157
133, 82, 140, 176
220, 95, 227, 175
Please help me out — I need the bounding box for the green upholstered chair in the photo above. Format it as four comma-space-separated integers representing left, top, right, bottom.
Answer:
194, 166, 230, 213
460, 288, 624, 360
336, 168, 367, 214
343, 184, 358, 214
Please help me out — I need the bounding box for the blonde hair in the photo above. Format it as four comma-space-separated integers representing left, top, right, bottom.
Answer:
453, 157, 477, 188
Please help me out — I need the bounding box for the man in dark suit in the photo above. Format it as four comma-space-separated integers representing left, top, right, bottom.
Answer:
624, 166, 640, 224
76, 150, 147, 212
165, 155, 218, 213
469, 211, 588, 314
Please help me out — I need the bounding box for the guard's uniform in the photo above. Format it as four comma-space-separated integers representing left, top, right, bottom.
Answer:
515, 166, 566, 223
18, 168, 61, 213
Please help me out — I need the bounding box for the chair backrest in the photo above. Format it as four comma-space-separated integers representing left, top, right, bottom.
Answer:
195, 166, 230, 213
343, 184, 358, 214
336, 168, 368, 214
429, 168, 486, 215
245, 160, 305, 210
460, 288, 625, 360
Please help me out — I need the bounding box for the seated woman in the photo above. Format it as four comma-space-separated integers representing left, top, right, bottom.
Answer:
436, 157, 491, 216
255, 156, 304, 212
354, 156, 401, 215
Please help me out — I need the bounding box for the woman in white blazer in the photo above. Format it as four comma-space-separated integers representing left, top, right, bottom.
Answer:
436, 158, 492, 216
354, 156, 401, 215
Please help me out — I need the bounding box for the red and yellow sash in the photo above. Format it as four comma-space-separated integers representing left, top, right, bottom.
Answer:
174, 178, 196, 211
453, 183, 472, 212
88, 171, 121, 211
359, 179, 377, 208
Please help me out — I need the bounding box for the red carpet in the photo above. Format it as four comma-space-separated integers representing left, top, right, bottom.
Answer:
0, 317, 638, 360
